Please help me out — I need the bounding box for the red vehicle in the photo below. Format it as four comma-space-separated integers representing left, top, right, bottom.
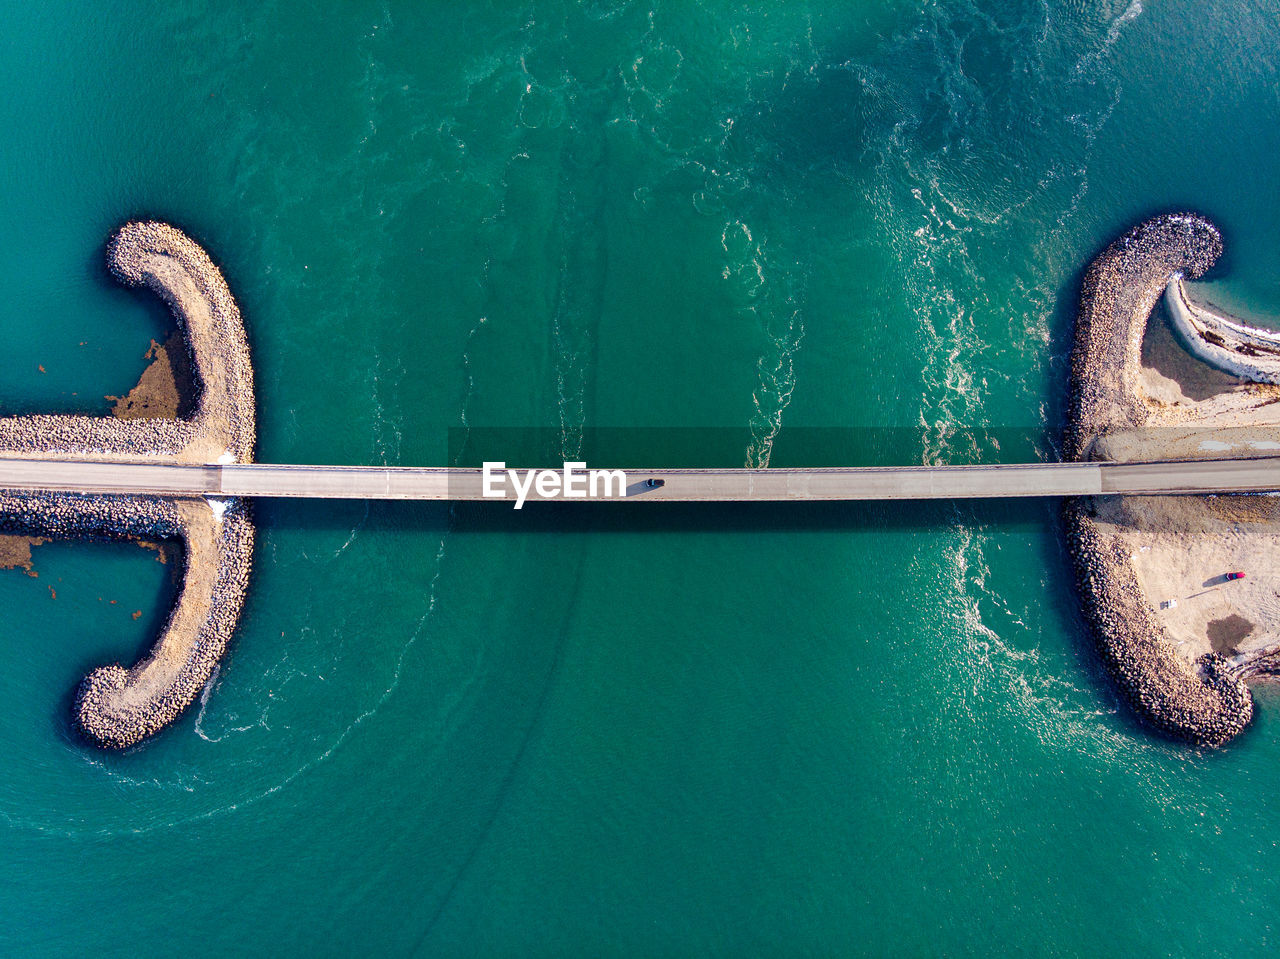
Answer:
1226, 571, 1246, 581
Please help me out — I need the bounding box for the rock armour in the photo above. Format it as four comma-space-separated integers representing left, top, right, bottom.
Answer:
0, 221, 256, 749
1064, 212, 1253, 746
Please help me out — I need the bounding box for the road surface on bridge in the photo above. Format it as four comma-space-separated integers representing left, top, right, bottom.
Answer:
2, 456, 1280, 501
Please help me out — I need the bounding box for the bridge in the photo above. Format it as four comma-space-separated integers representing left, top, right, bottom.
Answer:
6, 217, 1279, 750
2, 455, 1279, 502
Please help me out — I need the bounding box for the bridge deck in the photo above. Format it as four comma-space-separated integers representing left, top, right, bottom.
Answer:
1, 457, 1279, 501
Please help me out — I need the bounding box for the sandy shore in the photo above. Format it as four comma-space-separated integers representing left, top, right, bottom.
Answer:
0, 222, 256, 749
1065, 212, 1280, 746
1165, 278, 1280, 384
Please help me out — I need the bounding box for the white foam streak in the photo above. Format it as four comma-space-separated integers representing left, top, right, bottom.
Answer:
332, 502, 370, 559
1106, 0, 1144, 47
718, 220, 806, 469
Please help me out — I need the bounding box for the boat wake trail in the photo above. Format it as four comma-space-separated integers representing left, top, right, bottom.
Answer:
6, 521, 456, 841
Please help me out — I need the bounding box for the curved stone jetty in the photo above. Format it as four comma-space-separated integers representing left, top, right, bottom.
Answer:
1065, 212, 1280, 746
1065, 213, 1223, 462
1065, 505, 1253, 746
0, 222, 255, 748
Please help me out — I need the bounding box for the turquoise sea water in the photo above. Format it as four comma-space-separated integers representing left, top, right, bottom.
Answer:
2, 1, 1280, 955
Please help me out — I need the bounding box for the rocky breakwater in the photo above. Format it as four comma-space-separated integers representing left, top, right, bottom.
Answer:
1065, 506, 1252, 746
1065, 212, 1256, 746
0, 221, 256, 748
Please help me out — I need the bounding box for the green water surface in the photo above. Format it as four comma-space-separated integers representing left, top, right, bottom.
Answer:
2, 1, 1280, 955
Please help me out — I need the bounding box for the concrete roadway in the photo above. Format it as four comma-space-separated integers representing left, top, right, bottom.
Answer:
1, 456, 1280, 502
